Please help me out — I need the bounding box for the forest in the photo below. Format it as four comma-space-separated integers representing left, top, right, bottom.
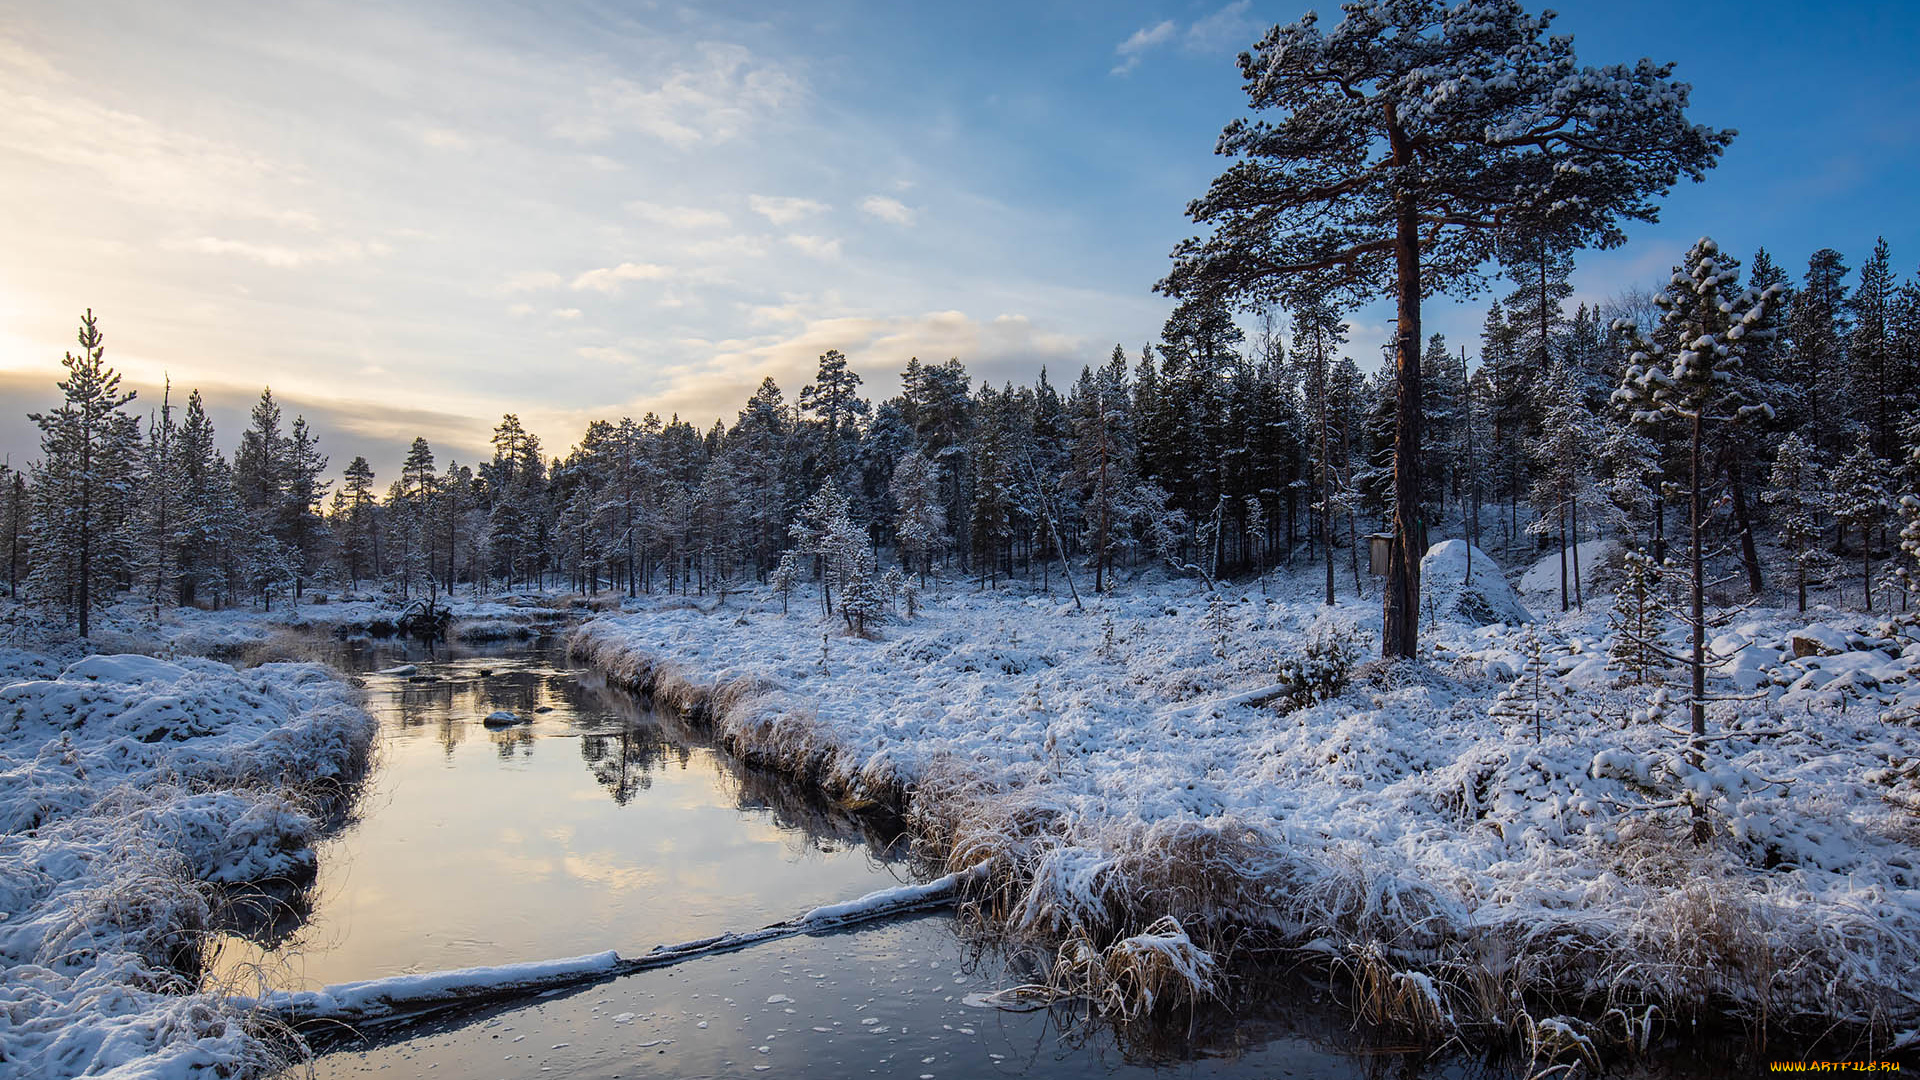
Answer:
8, 234, 1920, 635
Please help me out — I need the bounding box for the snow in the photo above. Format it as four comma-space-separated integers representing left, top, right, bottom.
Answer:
255, 951, 623, 1024
799, 871, 971, 925
1517, 538, 1621, 596
104, 592, 575, 660
1419, 539, 1531, 626
0, 647, 375, 1079
569, 571, 1920, 1034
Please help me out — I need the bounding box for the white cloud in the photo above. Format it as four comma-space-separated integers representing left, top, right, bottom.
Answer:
0, 40, 319, 225
172, 235, 381, 268
1185, 1, 1259, 54
858, 195, 916, 226
1109, 6, 1257, 76
499, 270, 565, 293
782, 234, 841, 259
551, 307, 583, 319
570, 261, 672, 293
419, 126, 473, 151
745, 302, 807, 327
507, 303, 535, 317
748, 194, 828, 225
626, 200, 731, 229
680, 234, 769, 262
576, 344, 637, 365
1111, 20, 1175, 75
552, 43, 800, 148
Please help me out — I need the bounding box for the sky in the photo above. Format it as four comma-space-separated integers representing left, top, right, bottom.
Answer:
2, 0, 1916, 481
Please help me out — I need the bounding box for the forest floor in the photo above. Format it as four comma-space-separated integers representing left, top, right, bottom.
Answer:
567, 543, 1920, 1062
0, 616, 377, 1079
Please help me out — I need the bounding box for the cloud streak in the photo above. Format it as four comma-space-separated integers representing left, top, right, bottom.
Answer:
1111, 20, 1175, 75
1109, 4, 1260, 76
570, 262, 672, 293
172, 235, 389, 268
859, 195, 916, 226
748, 194, 828, 225
627, 200, 731, 229
551, 43, 801, 148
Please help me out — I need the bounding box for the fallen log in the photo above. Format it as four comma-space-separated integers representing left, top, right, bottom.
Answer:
236, 867, 981, 1029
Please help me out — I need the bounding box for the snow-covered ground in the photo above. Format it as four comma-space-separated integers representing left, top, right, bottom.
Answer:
569, 548, 1920, 1048
0, 643, 376, 1078
5, 591, 583, 662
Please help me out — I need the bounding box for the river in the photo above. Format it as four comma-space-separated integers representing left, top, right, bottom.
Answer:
207, 634, 1743, 1079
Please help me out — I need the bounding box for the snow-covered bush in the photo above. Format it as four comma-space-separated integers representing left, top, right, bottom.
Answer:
1272, 627, 1360, 710
1607, 549, 1675, 685
1487, 625, 1565, 742
1590, 688, 1797, 858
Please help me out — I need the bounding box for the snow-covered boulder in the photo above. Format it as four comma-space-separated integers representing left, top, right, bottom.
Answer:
1788, 624, 1849, 657
1518, 538, 1621, 596
1420, 540, 1532, 627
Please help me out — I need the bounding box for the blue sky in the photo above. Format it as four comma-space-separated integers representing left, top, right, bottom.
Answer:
2, 0, 1915, 479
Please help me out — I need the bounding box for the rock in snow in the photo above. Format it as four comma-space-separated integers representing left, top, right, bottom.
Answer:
1517, 537, 1621, 597
1419, 539, 1531, 627
482, 709, 525, 727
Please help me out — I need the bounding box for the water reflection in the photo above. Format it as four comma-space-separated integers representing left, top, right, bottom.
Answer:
208, 636, 919, 994
582, 724, 680, 803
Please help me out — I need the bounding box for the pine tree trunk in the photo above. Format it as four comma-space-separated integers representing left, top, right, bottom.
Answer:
1570, 496, 1583, 609
1320, 384, 1334, 606
1796, 547, 1807, 613
1688, 412, 1709, 844
1348, 496, 1363, 597
1382, 183, 1423, 660
1727, 456, 1763, 596
1653, 482, 1666, 565
1863, 524, 1873, 612
1559, 501, 1569, 612
1096, 435, 1110, 592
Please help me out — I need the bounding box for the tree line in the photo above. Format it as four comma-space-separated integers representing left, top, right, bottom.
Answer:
6, 227, 1919, 638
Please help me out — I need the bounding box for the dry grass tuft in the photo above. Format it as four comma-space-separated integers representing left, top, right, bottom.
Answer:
1048, 915, 1221, 1020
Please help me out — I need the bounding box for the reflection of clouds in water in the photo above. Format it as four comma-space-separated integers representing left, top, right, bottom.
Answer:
228, 639, 927, 989
560, 854, 655, 893
478, 849, 557, 881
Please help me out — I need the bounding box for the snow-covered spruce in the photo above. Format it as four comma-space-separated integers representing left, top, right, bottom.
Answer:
569, 561, 1920, 1047
0, 651, 375, 1079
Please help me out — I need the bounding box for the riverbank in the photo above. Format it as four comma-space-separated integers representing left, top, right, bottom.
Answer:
568, 558, 1920, 1061
153, 593, 583, 658
0, 637, 377, 1078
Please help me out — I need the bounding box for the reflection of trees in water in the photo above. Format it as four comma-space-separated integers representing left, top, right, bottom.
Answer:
570, 670, 917, 871
580, 724, 684, 804
718, 760, 916, 869
489, 724, 535, 759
